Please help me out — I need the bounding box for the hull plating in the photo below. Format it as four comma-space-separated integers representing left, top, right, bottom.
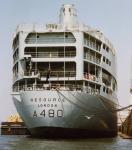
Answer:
13, 90, 117, 137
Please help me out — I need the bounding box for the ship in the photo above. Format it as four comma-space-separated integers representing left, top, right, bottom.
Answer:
1, 114, 30, 135
12, 4, 118, 137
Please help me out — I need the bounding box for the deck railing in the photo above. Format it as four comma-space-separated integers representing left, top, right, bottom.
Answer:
24, 51, 76, 58
13, 83, 116, 97
21, 71, 76, 80
13, 83, 100, 95
84, 39, 101, 52
84, 55, 101, 64
25, 37, 76, 44
24, 71, 76, 78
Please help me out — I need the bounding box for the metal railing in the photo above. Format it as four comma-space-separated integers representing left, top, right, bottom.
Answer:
24, 71, 76, 78
25, 37, 76, 44
13, 83, 100, 95
84, 55, 101, 64
24, 51, 76, 58
84, 39, 101, 52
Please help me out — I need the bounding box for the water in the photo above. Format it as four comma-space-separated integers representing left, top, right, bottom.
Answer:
0, 135, 132, 150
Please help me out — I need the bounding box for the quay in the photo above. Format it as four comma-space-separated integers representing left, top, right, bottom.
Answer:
118, 107, 132, 139
0, 114, 30, 135
118, 132, 132, 139
1, 122, 30, 135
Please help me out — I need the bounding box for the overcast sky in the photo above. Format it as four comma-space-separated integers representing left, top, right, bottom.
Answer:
0, 0, 131, 122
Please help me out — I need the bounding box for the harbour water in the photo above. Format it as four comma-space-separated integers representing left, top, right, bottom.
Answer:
0, 135, 132, 150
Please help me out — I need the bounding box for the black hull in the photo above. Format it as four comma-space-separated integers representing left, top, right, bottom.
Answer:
30, 127, 117, 138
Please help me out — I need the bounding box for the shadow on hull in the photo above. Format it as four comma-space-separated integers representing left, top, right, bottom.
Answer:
29, 127, 117, 139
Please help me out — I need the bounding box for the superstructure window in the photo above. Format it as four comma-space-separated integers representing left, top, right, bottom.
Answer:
106, 59, 109, 64
103, 86, 105, 92
103, 44, 105, 50
106, 88, 109, 94
109, 61, 111, 66
103, 56, 106, 62
103, 44, 110, 53
65, 34, 68, 38
106, 47, 109, 52
103, 56, 111, 66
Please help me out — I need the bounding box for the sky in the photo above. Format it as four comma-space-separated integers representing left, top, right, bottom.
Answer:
0, 0, 132, 122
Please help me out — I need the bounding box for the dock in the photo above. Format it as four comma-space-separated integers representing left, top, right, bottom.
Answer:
119, 108, 132, 139
1, 122, 30, 135
0, 114, 30, 135
118, 132, 132, 139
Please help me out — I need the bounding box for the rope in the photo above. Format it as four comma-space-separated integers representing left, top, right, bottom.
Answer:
66, 89, 100, 112
56, 88, 110, 116
115, 105, 132, 112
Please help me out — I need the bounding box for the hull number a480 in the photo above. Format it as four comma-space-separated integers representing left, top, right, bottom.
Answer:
33, 109, 63, 118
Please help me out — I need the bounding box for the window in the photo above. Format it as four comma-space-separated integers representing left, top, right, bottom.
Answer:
106, 47, 109, 52
65, 34, 68, 38
103, 56, 106, 62
103, 86, 106, 92
106, 88, 109, 94
109, 61, 111, 66
106, 59, 109, 64
103, 44, 105, 50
